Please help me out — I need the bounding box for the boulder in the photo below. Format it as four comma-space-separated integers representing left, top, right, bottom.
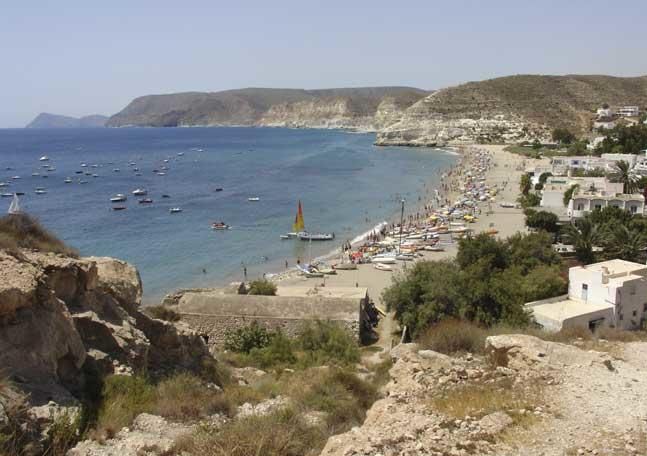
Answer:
87, 256, 142, 313
0, 252, 42, 318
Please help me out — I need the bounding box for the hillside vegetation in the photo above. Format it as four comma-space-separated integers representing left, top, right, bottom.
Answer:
420, 74, 647, 132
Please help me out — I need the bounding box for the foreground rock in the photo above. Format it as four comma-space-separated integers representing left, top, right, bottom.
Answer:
320, 335, 647, 456
0, 249, 215, 453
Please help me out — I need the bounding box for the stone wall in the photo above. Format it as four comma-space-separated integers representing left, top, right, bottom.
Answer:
180, 313, 359, 349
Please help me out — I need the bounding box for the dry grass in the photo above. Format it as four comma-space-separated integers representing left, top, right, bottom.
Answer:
143, 305, 181, 322
419, 319, 488, 355
429, 378, 543, 421
0, 213, 78, 256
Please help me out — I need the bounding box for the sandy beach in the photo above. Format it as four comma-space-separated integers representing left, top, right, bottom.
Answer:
277, 144, 531, 346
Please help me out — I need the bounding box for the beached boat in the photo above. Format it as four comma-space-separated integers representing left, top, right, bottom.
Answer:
132, 188, 147, 196
110, 194, 127, 203
169, 207, 182, 213
212, 222, 230, 230
374, 263, 393, 272
334, 262, 357, 270
371, 256, 396, 264
424, 245, 445, 252
396, 254, 415, 261
296, 264, 324, 278
248, 197, 260, 202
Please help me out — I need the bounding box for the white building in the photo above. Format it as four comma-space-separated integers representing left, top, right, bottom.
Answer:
540, 176, 623, 210
568, 192, 644, 218
526, 259, 647, 331
616, 106, 640, 117
551, 154, 637, 176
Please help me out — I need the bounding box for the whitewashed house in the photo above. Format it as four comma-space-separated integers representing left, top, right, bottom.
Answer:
540, 177, 622, 210
526, 259, 647, 331
616, 106, 640, 117
568, 191, 644, 218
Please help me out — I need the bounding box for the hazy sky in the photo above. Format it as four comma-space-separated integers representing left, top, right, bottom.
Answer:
2, 0, 647, 127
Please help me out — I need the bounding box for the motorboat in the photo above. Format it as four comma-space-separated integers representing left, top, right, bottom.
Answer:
1, 193, 13, 198
32, 173, 40, 177
157, 172, 166, 176
248, 197, 260, 202
74, 171, 83, 174
112, 206, 127, 211
15, 192, 24, 196
11, 176, 20, 180
110, 194, 127, 203
81, 163, 87, 167
34, 188, 47, 194
132, 189, 147, 196
177, 152, 185, 156
92, 174, 99, 178
298, 232, 335, 241
215, 188, 223, 192
138, 198, 153, 204
39, 156, 49, 161
374, 263, 393, 272
0, 182, 7, 187
64, 178, 72, 183
113, 169, 120, 172
212, 222, 230, 230
169, 207, 182, 213
161, 194, 171, 198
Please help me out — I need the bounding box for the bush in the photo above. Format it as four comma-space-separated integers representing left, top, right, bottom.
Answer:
525, 210, 559, 233
144, 305, 180, 322
248, 332, 297, 368
297, 321, 360, 366
177, 408, 325, 456
94, 375, 155, 438
224, 322, 273, 354
152, 373, 231, 420
0, 213, 78, 256
418, 319, 488, 355
248, 279, 277, 296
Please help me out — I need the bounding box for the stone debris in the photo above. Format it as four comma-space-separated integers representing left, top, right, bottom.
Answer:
236, 395, 291, 419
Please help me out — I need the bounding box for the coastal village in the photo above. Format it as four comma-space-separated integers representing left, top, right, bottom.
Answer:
3, 97, 647, 456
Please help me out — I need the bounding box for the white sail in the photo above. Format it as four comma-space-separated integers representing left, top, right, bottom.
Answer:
8, 193, 21, 214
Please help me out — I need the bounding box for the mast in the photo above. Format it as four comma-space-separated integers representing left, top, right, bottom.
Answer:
8, 193, 21, 215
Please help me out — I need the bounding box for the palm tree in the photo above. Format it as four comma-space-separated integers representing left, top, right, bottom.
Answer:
604, 225, 647, 262
564, 218, 605, 264
613, 160, 638, 194
519, 173, 531, 195
563, 184, 580, 207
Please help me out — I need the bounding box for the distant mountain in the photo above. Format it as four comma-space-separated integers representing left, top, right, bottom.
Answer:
107, 87, 430, 131
26, 113, 108, 129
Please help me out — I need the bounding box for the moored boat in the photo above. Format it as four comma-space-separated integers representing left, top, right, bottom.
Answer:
112, 206, 127, 211
298, 232, 335, 241
110, 194, 127, 203
138, 198, 153, 204
169, 207, 182, 213
211, 222, 230, 230
248, 197, 260, 202
132, 188, 147, 196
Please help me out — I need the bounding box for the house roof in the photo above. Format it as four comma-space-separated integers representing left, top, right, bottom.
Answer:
582, 259, 647, 277
528, 297, 613, 322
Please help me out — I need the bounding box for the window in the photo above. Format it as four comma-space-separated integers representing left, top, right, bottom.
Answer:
643, 303, 647, 312
581, 284, 588, 300
630, 205, 638, 214
633, 310, 637, 317
577, 203, 584, 211
595, 204, 602, 210
619, 313, 624, 321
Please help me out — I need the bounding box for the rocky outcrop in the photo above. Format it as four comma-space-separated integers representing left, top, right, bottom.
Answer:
26, 113, 108, 129
321, 336, 647, 456
0, 249, 216, 452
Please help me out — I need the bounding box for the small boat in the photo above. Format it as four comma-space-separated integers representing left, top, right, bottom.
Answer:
74, 171, 83, 174
64, 178, 72, 183
334, 263, 358, 271
112, 206, 127, 211
298, 232, 335, 241
15, 192, 24, 196
80, 163, 87, 167
371, 255, 396, 264
215, 188, 223, 192
212, 222, 230, 230
163, 159, 169, 163
110, 194, 127, 203
157, 172, 166, 176
161, 194, 171, 198
113, 169, 120, 172
11, 176, 20, 180
79, 180, 88, 184
35, 188, 47, 194
138, 198, 153, 204
92, 174, 99, 178
135, 173, 142, 176
0, 182, 7, 187
424, 245, 445, 252
32, 173, 41, 177
177, 152, 184, 156
39, 156, 49, 161
396, 254, 415, 261
132, 189, 147, 196
8, 193, 21, 214
91, 164, 98, 168
46, 167, 55, 172
41, 174, 48, 178
374, 263, 393, 272
248, 197, 260, 202
1, 193, 14, 198
169, 207, 182, 213
280, 232, 298, 240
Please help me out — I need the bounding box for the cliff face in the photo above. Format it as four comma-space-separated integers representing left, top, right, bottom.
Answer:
376, 74, 647, 146
107, 87, 429, 130
26, 113, 108, 129
0, 249, 214, 452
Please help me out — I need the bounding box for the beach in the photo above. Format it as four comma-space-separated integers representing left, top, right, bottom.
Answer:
276, 144, 529, 346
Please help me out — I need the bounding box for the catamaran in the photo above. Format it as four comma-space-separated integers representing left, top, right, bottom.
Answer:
281, 200, 305, 239
8, 194, 21, 214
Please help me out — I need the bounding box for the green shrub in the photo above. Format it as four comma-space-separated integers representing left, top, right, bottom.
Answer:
94, 375, 155, 438
153, 373, 231, 420
224, 322, 274, 354
248, 279, 277, 296
298, 321, 360, 366
249, 332, 297, 368
144, 305, 180, 322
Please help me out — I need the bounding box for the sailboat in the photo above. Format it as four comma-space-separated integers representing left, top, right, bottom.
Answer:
8, 193, 21, 214
280, 200, 305, 239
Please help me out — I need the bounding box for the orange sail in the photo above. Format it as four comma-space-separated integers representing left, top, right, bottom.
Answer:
293, 200, 305, 232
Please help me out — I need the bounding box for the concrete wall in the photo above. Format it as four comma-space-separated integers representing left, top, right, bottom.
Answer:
180, 313, 359, 350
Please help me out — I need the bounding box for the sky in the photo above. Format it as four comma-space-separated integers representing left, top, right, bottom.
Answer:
2, 0, 647, 128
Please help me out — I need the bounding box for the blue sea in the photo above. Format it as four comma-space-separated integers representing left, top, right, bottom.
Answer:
0, 127, 457, 302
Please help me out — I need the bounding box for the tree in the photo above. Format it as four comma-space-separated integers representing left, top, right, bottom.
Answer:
552, 128, 575, 145
525, 210, 559, 233
563, 184, 580, 206
531, 139, 542, 150
604, 225, 647, 262
518, 192, 541, 208
519, 173, 532, 195
563, 218, 605, 264
612, 160, 638, 194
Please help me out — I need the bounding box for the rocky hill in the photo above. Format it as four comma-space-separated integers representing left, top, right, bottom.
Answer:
0, 249, 215, 453
376, 74, 647, 146
26, 113, 108, 129
106, 87, 429, 130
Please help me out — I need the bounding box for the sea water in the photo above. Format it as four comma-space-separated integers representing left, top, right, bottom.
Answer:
0, 127, 457, 302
